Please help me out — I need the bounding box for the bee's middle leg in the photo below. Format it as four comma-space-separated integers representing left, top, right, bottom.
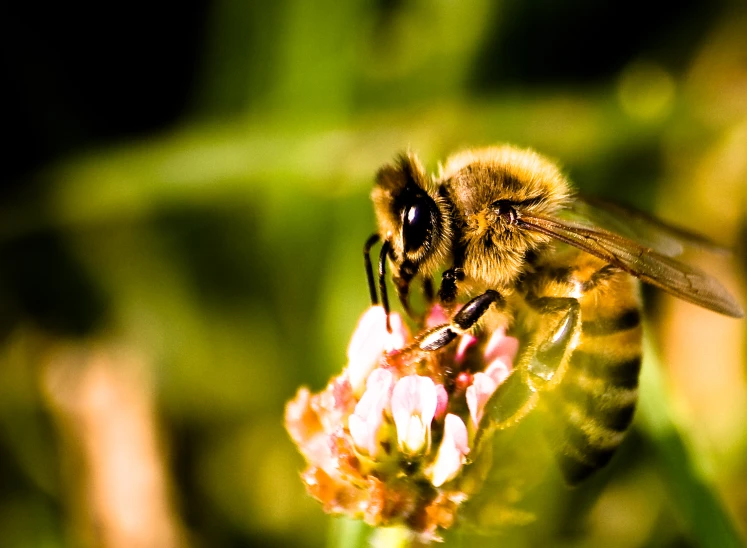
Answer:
418, 290, 504, 351
437, 266, 465, 305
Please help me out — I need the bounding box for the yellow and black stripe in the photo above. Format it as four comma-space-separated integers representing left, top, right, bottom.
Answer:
536, 254, 643, 484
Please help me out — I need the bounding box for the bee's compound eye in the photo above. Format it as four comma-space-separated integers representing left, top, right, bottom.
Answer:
403, 200, 432, 253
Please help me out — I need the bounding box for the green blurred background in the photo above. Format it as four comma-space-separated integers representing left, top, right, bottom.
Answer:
2, 1, 747, 546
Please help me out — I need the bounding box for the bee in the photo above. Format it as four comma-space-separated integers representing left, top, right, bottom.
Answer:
363, 145, 743, 483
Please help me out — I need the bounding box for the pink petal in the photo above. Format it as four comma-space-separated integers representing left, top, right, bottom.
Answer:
483, 327, 519, 364
425, 304, 449, 328
466, 372, 497, 428
285, 388, 335, 469
445, 413, 469, 454
484, 357, 512, 387
455, 334, 478, 364
434, 384, 448, 421
429, 414, 469, 487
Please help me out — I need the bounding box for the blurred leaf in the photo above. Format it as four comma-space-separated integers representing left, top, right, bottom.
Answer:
638, 333, 746, 548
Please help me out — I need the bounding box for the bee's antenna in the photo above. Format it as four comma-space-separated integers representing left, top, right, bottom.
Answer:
378, 241, 392, 333
364, 233, 381, 305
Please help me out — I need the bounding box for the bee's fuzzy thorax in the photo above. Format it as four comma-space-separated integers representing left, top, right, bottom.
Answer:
438, 145, 571, 219
437, 145, 572, 289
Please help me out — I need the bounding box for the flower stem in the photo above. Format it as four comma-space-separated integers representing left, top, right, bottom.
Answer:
328, 518, 422, 548
327, 517, 369, 548
369, 525, 419, 548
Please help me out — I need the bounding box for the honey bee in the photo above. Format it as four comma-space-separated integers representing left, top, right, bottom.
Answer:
364, 145, 743, 483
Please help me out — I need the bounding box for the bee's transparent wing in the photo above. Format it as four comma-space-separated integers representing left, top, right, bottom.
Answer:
520, 215, 744, 318
564, 196, 730, 258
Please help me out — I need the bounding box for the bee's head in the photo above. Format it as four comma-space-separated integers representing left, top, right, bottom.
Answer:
371, 153, 453, 295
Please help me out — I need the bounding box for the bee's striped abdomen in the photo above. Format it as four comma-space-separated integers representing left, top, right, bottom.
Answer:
538, 258, 643, 484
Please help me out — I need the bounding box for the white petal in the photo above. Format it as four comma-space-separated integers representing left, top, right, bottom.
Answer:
348, 414, 373, 455
348, 368, 394, 458
401, 416, 428, 454
391, 375, 437, 455
346, 307, 408, 394
430, 414, 469, 487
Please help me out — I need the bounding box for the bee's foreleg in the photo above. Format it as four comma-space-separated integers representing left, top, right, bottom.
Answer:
363, 233, 381, 305
418, 290, 503, 351
394, 260, 419, 319
377, 242, 393, 332
394, 275, 413, 318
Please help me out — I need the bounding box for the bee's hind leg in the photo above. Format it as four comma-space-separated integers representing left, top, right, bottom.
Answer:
522, 295, 581, 390
417, 290, 504, 351
473, 293, 581, 449
519, 261, 622, 390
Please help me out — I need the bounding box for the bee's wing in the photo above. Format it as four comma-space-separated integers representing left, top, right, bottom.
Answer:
565, 196, 730, 258
519, 215, 744, 318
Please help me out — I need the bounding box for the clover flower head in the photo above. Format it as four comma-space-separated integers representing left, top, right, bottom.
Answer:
285, 304, 520, 541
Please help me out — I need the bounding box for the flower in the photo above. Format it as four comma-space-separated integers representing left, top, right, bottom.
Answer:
466, 372, 498, 428
348, 368, 394, 458
346, 307, 408, 395
391, 375, 438, 456
285, 303, 520, 542
434, 384, 448, 421
483, 325, 519, 363
429, 414, 469, 487
455, 334, 478, 364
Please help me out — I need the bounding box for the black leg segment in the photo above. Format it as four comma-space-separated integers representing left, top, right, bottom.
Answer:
419, 326, 459, 351
453, 290, 504, 330
418, 290, 503, 352
364, 233, 381, 305
378, 241, 392, 332
438, 267, 465, 304
394, 260, 417, 319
